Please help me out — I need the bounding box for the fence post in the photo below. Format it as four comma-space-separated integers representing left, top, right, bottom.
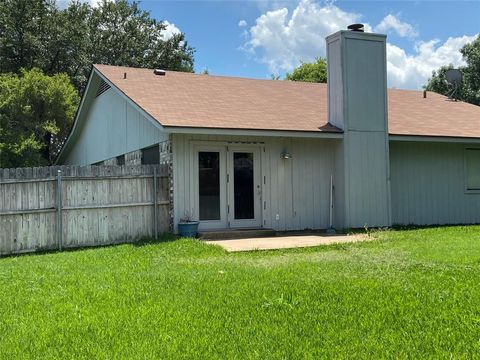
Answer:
56, 170, 63, 251
153, 167, 158, 239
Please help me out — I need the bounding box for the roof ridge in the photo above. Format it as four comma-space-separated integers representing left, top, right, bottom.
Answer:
93, 64, 445, 93
94, 63, 326, 86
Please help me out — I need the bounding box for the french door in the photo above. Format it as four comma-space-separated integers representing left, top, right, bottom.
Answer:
194, 144, 262, 230
227, 146, 262, 228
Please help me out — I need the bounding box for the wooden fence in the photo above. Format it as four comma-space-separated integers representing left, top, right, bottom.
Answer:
0, 165, 170, 256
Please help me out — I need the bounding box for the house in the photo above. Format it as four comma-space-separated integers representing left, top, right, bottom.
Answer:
56, 28, 480, 232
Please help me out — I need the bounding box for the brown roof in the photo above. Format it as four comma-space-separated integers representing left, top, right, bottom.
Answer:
388, 88, 480, 138
94, 64, 480, 138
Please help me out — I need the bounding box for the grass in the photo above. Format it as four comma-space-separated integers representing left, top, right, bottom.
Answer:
1, 227, 480, 359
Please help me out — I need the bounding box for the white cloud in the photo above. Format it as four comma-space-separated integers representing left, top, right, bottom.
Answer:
243, 0, 477, 89
88, 0, 101, 7
375, 14, 417, 39
238, 20, 247, 28
57, 0, 104, 8
161, 21, 181, 40
387, 35, 476, 89
244, 0, 367, 74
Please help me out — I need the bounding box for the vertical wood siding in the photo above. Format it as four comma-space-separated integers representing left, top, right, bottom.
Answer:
62, 88, 168, 165
172, 134, 338, 232
390, 141, 480, 225
343, 131, 391, 228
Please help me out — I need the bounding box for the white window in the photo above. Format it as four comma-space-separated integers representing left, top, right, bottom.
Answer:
465, 148, 480, 190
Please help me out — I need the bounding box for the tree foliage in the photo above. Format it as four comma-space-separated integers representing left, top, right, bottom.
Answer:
426, 36, 480, 106
89, 1, 194, 75
0, 69, 79, 167
0, 0, 54, 74
0, 0, 196, 167
285, 58, 327, 83
0, 0, 196, 92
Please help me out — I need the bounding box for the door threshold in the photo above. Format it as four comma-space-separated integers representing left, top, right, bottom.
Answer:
202, 227, 269, 232
199, 228, 275, 240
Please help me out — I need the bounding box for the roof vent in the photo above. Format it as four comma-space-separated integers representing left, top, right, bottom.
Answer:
347, 23, 364, 32
154, 69, 166, 76
95, 80, 111, 97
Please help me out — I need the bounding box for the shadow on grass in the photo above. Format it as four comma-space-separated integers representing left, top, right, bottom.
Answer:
131, 234, 178, 247
336, 223, 480, 236
5, 224, 480, 260
390, 223, 480, 232
0, 233, 186, 259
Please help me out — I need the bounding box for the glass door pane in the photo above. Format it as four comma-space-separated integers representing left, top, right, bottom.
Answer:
233, 152, 254, 220
199, 152, 220, 220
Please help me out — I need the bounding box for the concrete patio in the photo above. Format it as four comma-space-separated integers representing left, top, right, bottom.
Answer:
204, 233, 369, 252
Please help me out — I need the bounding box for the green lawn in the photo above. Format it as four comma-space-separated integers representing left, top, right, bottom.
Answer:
1, 227, 480, 359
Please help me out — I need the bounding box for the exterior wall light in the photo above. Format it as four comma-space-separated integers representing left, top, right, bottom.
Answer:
280, 152, 292, 159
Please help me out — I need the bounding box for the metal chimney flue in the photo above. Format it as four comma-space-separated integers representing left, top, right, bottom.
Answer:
347, 23, 364, 32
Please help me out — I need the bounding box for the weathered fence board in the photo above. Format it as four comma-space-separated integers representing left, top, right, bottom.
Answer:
0, 165, 170, 256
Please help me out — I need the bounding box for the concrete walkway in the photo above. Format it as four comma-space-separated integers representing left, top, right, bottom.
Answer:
205, 234, 369, 252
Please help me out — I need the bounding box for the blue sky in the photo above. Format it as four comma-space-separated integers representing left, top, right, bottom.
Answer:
133, 1, 479, 89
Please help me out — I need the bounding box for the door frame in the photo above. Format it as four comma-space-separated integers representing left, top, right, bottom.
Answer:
227, 145, 263, 229
190, 141, 264, 230
192, 144, 228, 231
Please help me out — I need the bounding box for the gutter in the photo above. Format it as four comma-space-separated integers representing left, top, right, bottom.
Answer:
164, 126, 344, 139
389, 134, 480, 144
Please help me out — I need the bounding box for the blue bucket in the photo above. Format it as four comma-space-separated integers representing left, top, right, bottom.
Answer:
178, 221, 200, 238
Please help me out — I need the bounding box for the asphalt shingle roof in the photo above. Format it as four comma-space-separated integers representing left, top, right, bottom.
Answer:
94, 64, 480, 138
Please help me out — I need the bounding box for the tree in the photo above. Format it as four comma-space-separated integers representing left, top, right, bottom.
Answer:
460, 36, 480, 105
285, 57, 327, 83
43, 1, 92, 90
0, 0, 196, 167
0, 0, 55, 73
89, 0, 194, 73
0, 0, 196, 92
426, 36, 480, 106
0, 68, 79, 167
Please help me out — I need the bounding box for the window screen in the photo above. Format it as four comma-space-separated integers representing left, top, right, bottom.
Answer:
466, 148, 480, 190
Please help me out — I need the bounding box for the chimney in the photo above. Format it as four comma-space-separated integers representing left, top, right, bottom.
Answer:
326, 24, 388, 132
326, 25, 391, 228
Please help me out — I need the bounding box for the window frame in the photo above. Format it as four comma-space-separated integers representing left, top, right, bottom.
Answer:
464, 147, 480, 193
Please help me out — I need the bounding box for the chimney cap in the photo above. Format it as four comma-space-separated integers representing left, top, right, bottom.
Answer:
154, 69, 166, 76
347, 23, 365, 32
